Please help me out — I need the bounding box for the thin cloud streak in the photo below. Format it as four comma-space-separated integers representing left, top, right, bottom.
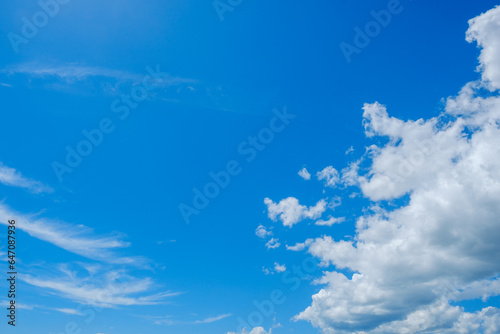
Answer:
2, 62, 197, 86
194, 313, 232, 324
0, 162, 52, 194
0, 203, 146, 265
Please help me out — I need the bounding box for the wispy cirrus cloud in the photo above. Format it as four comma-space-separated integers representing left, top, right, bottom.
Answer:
0, 300, 85, 315
0, 300, 35, 310
0, 203, 146, 264
2, 62, 196, 86
0, 162, 52, 194
148, 313, 232, 326
22, 268, 181, 308
0, 62, 198, 99
1, 62, 246, 113
194, 313, 232, 324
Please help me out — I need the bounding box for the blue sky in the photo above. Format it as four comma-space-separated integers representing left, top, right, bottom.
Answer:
1, 1, 500, 333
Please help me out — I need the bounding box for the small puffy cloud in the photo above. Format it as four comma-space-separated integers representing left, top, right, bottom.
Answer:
298, 167, 311, 180
264, 197, 326, 227
274, 262, 286, 273
328, 196, 342, 210
317, 166, 340, 187
265, 238, 281, 249
228, 327, 272, 334
315, 216, 345, 226
255, 225, 272, 239
286, 239, 313, 251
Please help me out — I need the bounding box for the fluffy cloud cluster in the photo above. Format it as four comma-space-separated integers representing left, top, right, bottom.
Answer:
264, 197, 326, 227
274, 262, 287, 273
287, 6, 500, 333
317, 166, 340, 187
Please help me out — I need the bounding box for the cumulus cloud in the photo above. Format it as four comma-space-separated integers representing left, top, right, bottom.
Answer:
264, 197, 326, 227
255, 225, 273, 239
265, 238, 281, 249
289, 6, 500, 333
317, 166, 340, 187
274, 262, 286, 273
466, 5, 500, 90
298, 167, 311, 180
0, 162, 52, 193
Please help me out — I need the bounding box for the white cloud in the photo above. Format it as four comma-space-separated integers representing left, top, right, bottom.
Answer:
22, 268, 180, 308
374, 299, 500, 334
298, 167, 311, 180
264, 197, 326, 227
289, 6, 500, 333
274, 262, 286, 273
265, 238, 281, 249
0, 300, 34, 310
228, 327, 272, 334
3, 63, 195, 86
0, 162, 52, 193
466, 5, 500, 90
194, 313, 232, 324
328, 196, 342, 210
317, 166, 340, 187
5, 63, 138, 81
454, 277, 500, 302
255, 225, 273, 239
0, 203, 145, 264
286, 239, 313, 252
54, 308, 84, 315
315, 216, 345, 227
